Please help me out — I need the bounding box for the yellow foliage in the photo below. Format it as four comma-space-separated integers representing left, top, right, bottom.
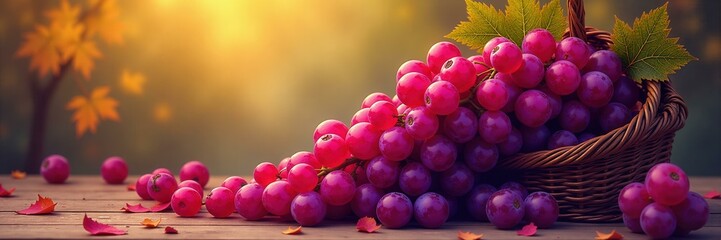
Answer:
119, 70, 145, 95
64, 38, 103, 79
45, 0, 81, 27
66, 86, 120, 137
15, 23, 82, 78
85, 0, 124, 45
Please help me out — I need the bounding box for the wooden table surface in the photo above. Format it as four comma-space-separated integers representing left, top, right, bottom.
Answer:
0, 175, 719, 239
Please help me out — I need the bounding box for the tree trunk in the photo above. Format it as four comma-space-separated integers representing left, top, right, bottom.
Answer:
25, 92, 51, 174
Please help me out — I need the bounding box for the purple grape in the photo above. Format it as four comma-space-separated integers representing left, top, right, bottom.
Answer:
522, 29, 556, 62
365, 156, 400, 189
538, 85, 562, 119
491, 42, 523, 73
291, 191, 326, 226
235, 183, 268, 220
397, 72, 432, 108
671, 192, 709, 234
442, 107, 477, 143
424, 80, 460, 115
618, 182, 652, 219
379, 126, 414, 161
476, 79, 509, 111
511, 54, 545, 88
498, 127, 523, 156
486, 189, 525, 229
501, 81, 522, 112
545, 60, 581, 95
559, 100, 591, 133
515, 90, 553, 128
478, 111, 512, 144
439, 57, 476, 92
521, 125, 550, 152
427, 42, 462, 74
320, 170, 356, 206
599, 103, 631, 133
463, 137, 498, 173
523, 192, 559, 228
376, 192, 413, 229
440, 163, 474, 197
613, 76, 641, 108
414, 192, 450, 228
482, 37, 512, 65
499, 181, 529, 199
547, 130, 578, 149
398, 162, 432, 197
325, 203, 352, 220
466, 184, 496, 221
640, 203, 677, 239
405, 107, 439, 140
583, 50, 622, 82
623, 214, 644, 233
555, 37, 591, 69
397, 60, 433, 81
262, 180, 297, 216
351, 184, 383, 218
420, 135, 457, 172
577, 71, 614, 108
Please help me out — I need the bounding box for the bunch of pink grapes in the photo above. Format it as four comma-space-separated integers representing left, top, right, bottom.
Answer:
618, 163, 709, 239
241, 28, 648, 229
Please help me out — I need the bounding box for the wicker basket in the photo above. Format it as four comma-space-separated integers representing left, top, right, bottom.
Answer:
496, 0, 688, 223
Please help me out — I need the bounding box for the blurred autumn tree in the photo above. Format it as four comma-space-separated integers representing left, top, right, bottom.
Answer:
16, 0, 125, 173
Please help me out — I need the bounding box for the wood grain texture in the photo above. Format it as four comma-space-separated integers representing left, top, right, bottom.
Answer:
1, 175, 719, 239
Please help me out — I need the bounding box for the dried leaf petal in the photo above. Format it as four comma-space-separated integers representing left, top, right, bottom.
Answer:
595, 230, 624, 240
703, 189, 720, 199
282, 226, 302, 235
120, 203, 150, 213
165, 226, 178, 234
11, 170, 27, 179
141, 218, 161, 228
356, 217, 381, 233
0, 184, 15, 197
517, 222, 538, 236
458, 231, 484, 240
150, 201, 171, 212
126, 183, 135, 191
83, 214, 127, 235
16, 194, 56, 215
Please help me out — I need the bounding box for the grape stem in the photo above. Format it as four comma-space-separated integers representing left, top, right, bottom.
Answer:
316, 157, 363, 178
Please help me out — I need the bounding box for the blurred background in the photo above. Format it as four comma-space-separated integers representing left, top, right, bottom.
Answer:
0, 0, 719, 176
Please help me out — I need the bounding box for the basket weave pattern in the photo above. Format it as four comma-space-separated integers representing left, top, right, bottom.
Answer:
496, 0, 688, 222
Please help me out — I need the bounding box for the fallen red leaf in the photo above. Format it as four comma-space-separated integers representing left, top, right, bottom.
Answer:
165, 226, 178, 234
150, 201, 171, 212
595, 230, 624, 240
282, 226, 302, 235
0, 184, 15, 197
11, 170, 26, 179
121, 203, 150, 213
356, 216, 381, 233
16, 194, 56, 215
141, 218, 161, 228
126, 183, 136, 191
517, 222, 538, 236
704, 189, 720, 199
458, 231, 484, 240
83, 214, 127, 235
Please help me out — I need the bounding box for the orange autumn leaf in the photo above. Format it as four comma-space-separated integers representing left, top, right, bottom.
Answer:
595, 230, 624, 240
140, 218, 161, 228
66, 86, 120, 137
16, 23, 82, 78
45, 0, 81, 27
356, 217, 381, 233
16, 194, 57, 215
0, 184, 15, 197
458, 231, 484, 240
281, 226, 302, 235
11, 170, 27, 179
85, 0, 124, 45
119, 70, 146, 95
63, 38, 102, 79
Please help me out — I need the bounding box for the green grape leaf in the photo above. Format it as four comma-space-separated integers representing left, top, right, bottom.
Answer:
446, 0, 566, 50
445, 0, 507, 51
611, 3, 696, 82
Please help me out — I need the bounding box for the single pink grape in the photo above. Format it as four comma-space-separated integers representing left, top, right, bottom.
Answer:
221, 176, 248, 195
135, 174, 153, 200
206, 187, 235, 218
179, 160, 210, 188
41, 154, 70, 184
147, 173, 178, 203
178, 180, 204, 197
101, 156, 128, 184
171, 187, 202, 217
